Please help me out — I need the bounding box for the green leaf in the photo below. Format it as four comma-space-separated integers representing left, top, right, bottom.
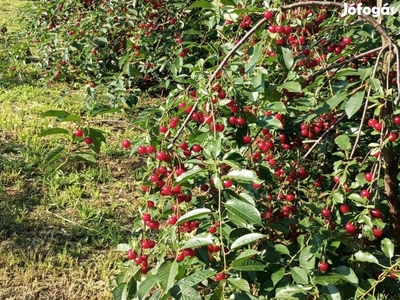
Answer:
256, 116, 283, 130
122, 277, 137, 300
307, 92, 347, 120
345, 91, 365, 119
176, 208, 212, 226
38, 128, 69, 137
334, 135, 351, 151
333, 266, 359, 285
227, 278, 250, 293
264, 101, 287, 113
274, 244, 290, 255
314, 274, 342, 286
41, 110, 71, 118
222, 169, 259, 183
252, 72, 265, 93
271, 268, 285, 286
291, 267, 309, 285
75, 152, 98, 164
358, 67, 373, 81
231, 233, 265, 250
299, 246, 316, 273
113, 283, 126, 300
43, 146, 65, 165
353, 251, 379, 265
115, 243, 130, 252
234, 250, 259, 261
381, 238, 394, 259
190, 0, 212, 9
245, 44, 262, 74
275, 285, 309, 298
138, 275, 158, 300
180, 270, 215, 286
170, 283, 202, 300
321, 284, 342, 300
231, 257, 266, 271
158, 260, 179, 293
182, 236, 214, 249
277, 46, 294, 72
176, 166, 206, 183
225, 200, 262, 226
279, 81, 301, 93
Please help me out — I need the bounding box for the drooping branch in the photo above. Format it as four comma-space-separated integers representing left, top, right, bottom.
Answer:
169, 1, 399, 145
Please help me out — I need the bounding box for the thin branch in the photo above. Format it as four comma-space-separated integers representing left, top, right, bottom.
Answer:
350, 45, 389, 158
304, 47, 383, 87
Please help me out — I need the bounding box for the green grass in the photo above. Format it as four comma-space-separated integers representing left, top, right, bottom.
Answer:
0, 1, 156, 299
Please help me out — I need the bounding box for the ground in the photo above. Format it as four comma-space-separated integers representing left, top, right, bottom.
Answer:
0, 1, 156, 299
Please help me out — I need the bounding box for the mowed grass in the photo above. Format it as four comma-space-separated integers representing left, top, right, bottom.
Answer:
0, 1, 156, 299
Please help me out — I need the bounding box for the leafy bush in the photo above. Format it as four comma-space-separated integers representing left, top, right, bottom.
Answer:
30, 0, 400, 299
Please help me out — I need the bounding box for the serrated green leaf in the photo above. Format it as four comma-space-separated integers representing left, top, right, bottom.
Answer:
75, 152, 98, 164
138, 275, 158, 300
245, 44, 262, 74
256, 116, 283, 130
43, 145, 65, 165
274, 244, 290, 255
176, 166, 206, 183
231, 257, 265, 271
353, 251, 379, 264
222, 169, 259, 183
314, 274, 342, 286
41, 110, 71, 118
271, 268, 285, 286
181, 236, 214, 249
333, 266, 358, 285
275, 285, 309, 298
158, 260, 178, 293
180, 270, 215, 286
345, 91, 365, 119
234, 250, 259, 261
225, 200, 262, 226
322, 284, 341, 300
227, 278, 250, 292
277, 46, 294, 72
170, 283, 202, 300
381, 238, 394, 259
299, 246, 316, 273
176, 208, 212, 226
279, 81, 301, 93
334, 135, 351, 151
38, 128, 69, 137
231, 233, 265, 250
190, 0, 212, 9
291, 267, 309, 284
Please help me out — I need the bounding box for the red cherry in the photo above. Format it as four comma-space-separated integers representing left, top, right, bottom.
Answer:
209, 226, 217, 234
285, 194, 295, 202
340, 204, 350, 214
360, 190, 371, 199
168, 215, 178, 225
84, 137, 93, 145
342, 37, 352, 45
393, 116, 400, 125
373, 227, 384, 238
223, 179, 233, 188
147, 200, 155, 208
242, 136, 251, 144
364, 172, 373, 182
146, 145, 155, 153
127, 249, 136, 260
121, 140, 131, 149
138, 146, 147, 155
370, 208, 382, 218
263, 10, 273, 20
252, 182, 262, 189
373, 122, 383, 132
192, 144, 202, 153
318, 261, 329, 273
142, 213, 151, 222
236, 117, 245, 126
345, 223, 357, 235
159, 125, 167, 133
321, 209, 331, 218
156, 151, 167, 161
215, 273, 225, 281
388, 132, 399, 142
176, 253, 185, 262
74, 129, 84, 137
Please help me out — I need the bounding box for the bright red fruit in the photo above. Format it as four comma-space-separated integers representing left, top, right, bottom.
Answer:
340, 204, 350, 214
318, 261, 329, 272
370, 208, 382, 218
84, 137, 93, 145
127, 249, 136, 260
73, 129, 84, 137
345, 223, 357, 235
121, 139, 131, 149
209, 226, 217, 234
373, 227, 384, 238
242, 136, 251, 144
388, 132, 398, 142
215, 273, 225, 281
393, 116, 400, 125
263, 10, 273, 20
364, 172, 373, 182
360, 190, 371, 199
321, 209, 331, 218
223, 179, 233, 188
373, 122, 383, 132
